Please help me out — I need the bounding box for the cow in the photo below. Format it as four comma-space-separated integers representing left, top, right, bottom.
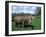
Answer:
14, 15, 34, 29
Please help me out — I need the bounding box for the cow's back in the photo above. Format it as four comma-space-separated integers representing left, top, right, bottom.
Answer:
14, 16, 24, 23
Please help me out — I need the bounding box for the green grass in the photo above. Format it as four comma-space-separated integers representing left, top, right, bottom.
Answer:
32, 16, 41, 30
12, 22, 17, 31
12, 16, 41, 31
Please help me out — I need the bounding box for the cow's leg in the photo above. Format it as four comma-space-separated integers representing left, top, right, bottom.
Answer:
22, 21, 24, 30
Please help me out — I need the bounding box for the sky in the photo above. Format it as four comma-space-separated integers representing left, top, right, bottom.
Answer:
11, 5, 37, 14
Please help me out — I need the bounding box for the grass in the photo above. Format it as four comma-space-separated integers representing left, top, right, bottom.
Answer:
32, 16, 41, 30
12, 16, 41, 31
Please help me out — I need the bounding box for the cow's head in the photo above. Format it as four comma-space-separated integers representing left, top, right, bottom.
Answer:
23, 16, 32, 25
28, 16, 32, 25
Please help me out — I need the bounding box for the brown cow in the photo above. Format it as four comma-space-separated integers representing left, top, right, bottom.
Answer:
15, 15, 32, 25
14, 15, 33, 29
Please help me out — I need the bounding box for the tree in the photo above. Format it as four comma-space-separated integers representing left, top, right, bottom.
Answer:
35, 7, 41, 16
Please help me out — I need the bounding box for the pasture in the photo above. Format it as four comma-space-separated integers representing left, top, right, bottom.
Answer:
12, 15, 41, 31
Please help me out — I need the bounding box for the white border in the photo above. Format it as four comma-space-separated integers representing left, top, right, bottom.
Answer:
9, 3, 44, 35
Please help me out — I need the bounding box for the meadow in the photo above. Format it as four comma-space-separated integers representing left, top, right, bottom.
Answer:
12, 15, 41, 31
